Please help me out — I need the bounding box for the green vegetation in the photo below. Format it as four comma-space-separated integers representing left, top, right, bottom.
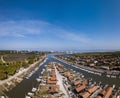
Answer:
0, 50, 45, 80
72, 51, 120, 56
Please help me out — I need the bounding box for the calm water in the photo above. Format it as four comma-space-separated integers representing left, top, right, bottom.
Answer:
6, 54, 120, 98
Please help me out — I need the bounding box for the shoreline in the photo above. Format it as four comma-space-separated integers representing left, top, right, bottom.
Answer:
0, 55, 46, 95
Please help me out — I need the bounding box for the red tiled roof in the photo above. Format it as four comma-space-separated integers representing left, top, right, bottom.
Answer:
74, 80, 81, 86
50, 76, 57, 81
68, 75, 73, 80
75, 85, 86, 93
97, 90, 106, 98
47, 77, 57, 84
49, 86, 59, 93
104, 87, 113, 98
87, 86, 98, 94
100, 90, 106, 96
47, 79, 57, 84
82, 80, 87, 85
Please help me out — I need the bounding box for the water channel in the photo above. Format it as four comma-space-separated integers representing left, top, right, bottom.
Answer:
6, 54, 120, 98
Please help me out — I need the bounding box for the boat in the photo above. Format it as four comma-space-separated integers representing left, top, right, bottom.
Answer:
27, 92, 34, 97
25, 71, 34, 79
106, 75, 110, 77
32, 87, 37, 92
0, 96, 5, 98
111, 75, 116, 78
113, 84, 115, 88
45, 65, 47, 67
117, 96, 120, 98
36, 78, 41, 82
39, 76, 42, 79
25, 95, 31, 98
41, 71, 43, 74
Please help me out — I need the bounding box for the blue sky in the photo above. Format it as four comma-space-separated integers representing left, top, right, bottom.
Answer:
0, 0, 120, 51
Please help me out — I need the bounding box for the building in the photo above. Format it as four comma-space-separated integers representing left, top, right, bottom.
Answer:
49, 86, 59, 94
104, 87, 113, 98
87, 86, 98, 94
74, 80, 81, 86
47, 76, 57, 84
75, 85, 86, 93
97, 90, 106, 98
80, 86, 98, 98
97, 87, 113, 98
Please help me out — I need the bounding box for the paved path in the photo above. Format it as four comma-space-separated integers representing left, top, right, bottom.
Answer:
55, 66, 69, 98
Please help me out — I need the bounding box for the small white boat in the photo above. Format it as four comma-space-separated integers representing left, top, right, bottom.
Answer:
106, 75, 110, 77
0, 96, 5, 98
111, 75, 116, 78
112, 84, 115, 89
117, 96, 120, 98
36, 78, 41, 82
28, 92, 34, 96
32, 87, 37, 92
25, 71, 34, 79
25, 76, 30, 79
39, 76, 42, 79
45, 65, 47, 67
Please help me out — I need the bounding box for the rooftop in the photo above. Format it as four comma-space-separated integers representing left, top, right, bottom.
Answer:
75, 85, 86, 93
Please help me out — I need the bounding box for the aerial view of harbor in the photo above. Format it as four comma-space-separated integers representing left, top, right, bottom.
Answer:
0, 0, 120, 98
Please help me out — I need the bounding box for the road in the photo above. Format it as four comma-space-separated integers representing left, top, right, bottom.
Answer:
55, 66, 69, 98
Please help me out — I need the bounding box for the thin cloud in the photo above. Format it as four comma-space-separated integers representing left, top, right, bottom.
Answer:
0, 20, 49, 37
13, 33, 26, 38
0, 20, 91, 44
59, 31, 91, 43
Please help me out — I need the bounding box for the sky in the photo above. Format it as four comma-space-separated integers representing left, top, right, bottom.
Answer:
0, 0, 120, 51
